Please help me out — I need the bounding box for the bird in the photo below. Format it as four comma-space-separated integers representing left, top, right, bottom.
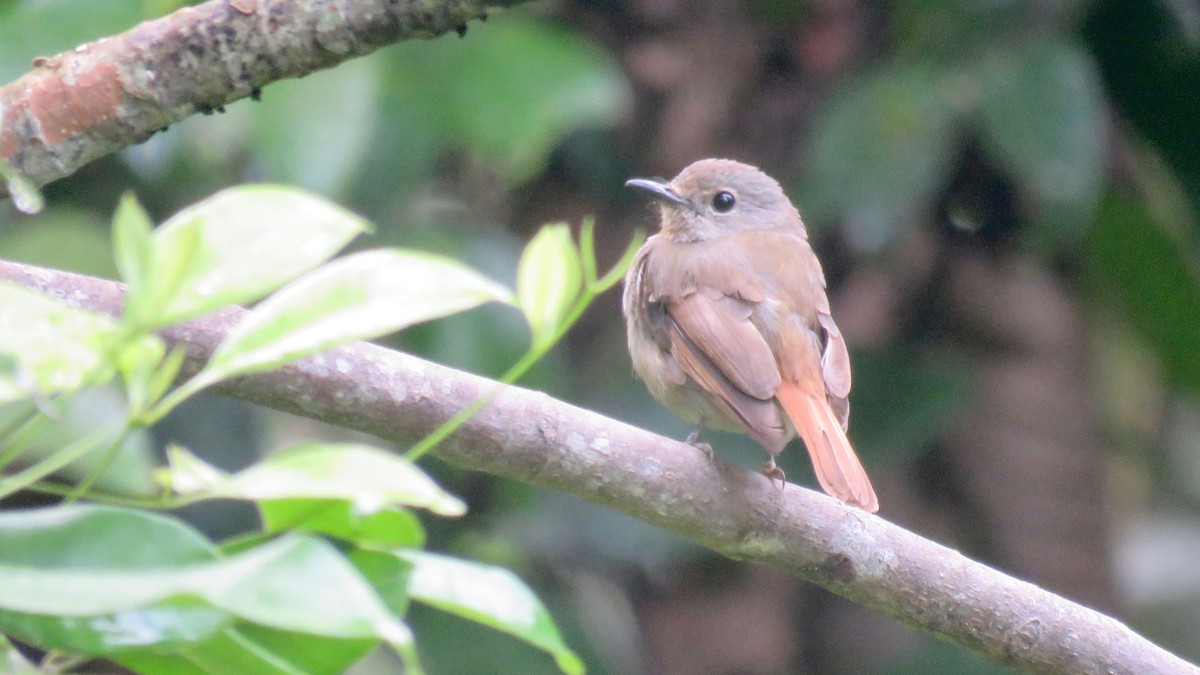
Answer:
622, 158, 879, 512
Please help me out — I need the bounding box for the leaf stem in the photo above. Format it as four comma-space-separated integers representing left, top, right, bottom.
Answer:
405, 290, 594, 463
0, 421, 124, 501
143, 371, 216, 425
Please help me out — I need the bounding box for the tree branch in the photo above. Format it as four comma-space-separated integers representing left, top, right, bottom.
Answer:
0, 260, 1195, 675
0, 0, 527, 192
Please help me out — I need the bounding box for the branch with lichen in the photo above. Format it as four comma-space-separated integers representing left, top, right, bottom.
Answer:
0, 0, 526, 193
1, 259, 1193, 675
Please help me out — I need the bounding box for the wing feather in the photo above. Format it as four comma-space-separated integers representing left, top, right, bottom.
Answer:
669, 291, 781, 400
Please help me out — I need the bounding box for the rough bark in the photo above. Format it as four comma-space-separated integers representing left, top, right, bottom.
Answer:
0, 259, 1194, 675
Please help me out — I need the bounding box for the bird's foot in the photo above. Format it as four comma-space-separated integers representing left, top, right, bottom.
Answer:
761, 457, 786, 488
685, 429, 714, 461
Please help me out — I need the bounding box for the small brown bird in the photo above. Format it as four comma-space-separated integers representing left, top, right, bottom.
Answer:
622, 158, 879, 512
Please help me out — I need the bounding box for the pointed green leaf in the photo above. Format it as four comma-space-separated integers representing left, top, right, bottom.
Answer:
517, 224, 583, 350
142, 185, 371, 327
167, 443, 466, 517
196, 249, 512, 385
403, 550, 584, 675
112, 192, 154, 290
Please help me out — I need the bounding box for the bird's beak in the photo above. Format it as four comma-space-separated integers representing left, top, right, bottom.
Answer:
625, 177, 689, 207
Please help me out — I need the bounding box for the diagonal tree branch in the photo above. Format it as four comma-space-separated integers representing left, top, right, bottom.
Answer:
0, 259, 1195, 675
0, 0, 528, 192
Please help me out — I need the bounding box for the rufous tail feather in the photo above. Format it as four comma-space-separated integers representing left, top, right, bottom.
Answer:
776, 380, 879, 512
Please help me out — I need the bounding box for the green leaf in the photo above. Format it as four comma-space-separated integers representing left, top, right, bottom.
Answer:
0, 504, 412, 638
194, 249, 512, 385
517, 224, 583, 350
0, 504, 216, 567
803, 59, 957, 251
0, 598, 230, 656
136, 185, 371, 328
349, 549, 414, 618
115, 624, 377, 675
390, 17, 630, 185
0, 505, 225, 654
202, 537, 413, 643
976, 39, 1106, 246
403, 550, 584, 675
115, 628, 305, 675
235, 624, 377, 675
0, 282, 119, 403
125, 212, 203, 328
119, 336, 187, 419
118, 333, 167, 415
260, 500, 426, 549
167, 443, 466, 517
112, 192, 154, 290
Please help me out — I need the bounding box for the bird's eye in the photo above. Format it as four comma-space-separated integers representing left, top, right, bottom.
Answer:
711, 191, 736, 213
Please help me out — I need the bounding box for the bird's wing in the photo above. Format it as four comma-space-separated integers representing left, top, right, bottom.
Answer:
666, 289, 788, 452
669, 289, 781, 400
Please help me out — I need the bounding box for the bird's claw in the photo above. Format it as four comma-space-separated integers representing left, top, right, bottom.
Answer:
761, 457, 786, 488
685, 429, 714, 461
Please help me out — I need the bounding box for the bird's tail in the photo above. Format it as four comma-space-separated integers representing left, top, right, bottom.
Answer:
777, 380, 879, 512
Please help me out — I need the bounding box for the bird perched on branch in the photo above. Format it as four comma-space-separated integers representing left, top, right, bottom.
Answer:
622, 158, 879, 512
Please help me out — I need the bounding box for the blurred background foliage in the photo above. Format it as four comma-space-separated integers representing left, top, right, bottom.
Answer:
2, 0, 1199, 672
